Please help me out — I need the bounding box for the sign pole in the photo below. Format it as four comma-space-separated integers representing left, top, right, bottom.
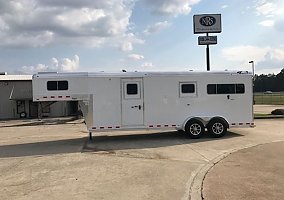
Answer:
193, 14, 221, 72
206, 33, 210, 71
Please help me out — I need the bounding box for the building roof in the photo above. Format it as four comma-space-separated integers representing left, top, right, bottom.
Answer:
0, 75, 32, 81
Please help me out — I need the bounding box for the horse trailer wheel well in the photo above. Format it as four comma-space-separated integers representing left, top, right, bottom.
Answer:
207, 117, 229, 128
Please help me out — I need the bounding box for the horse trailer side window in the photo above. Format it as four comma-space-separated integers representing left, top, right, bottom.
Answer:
179, 82, 197, 97
207, 84, 217, 94
236, 84, 245, 94
217, 84, 235, 94
47, 81, 68, 91
47, 81, 57, 90
207, 84, 245, 94
58, 81, 68, 90
126, 83, 138, 95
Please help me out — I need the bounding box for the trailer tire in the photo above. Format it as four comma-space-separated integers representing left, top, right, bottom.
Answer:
185, 119, 204, 139
20, 111, 27, 118
207, 119, 228, 138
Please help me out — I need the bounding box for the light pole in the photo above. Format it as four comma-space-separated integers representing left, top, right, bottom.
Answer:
249, 61, 255, 104
249, 61, 254, 77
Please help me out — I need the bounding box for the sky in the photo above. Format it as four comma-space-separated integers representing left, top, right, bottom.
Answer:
0, 0, 284, 75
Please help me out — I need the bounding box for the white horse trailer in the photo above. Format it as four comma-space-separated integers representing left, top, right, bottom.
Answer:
32, 71, 254, 139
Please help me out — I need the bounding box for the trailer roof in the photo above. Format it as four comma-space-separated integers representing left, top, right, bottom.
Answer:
33, 71, 252, 78
0, 75, 32, 81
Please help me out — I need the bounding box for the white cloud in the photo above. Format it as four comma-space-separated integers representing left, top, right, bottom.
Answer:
221, 5, 228, 9
259, 20, 275, 27
222, 45, 284, 64
119, 33, 145, 52
143, 0, 200, 16
222, 45, 284, 73
141, 62, 153, 68
18, 55, 80, 74
144, 21, 171, 35
128, 54, 145, 60
256, 2, 278, 16
0, 1, 136, 48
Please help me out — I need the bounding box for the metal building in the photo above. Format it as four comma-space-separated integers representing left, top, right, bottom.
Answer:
0, 73, 78, 120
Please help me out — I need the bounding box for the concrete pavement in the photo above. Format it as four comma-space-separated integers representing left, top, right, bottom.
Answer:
203, 141, 284, 200
0, 117, 284, 200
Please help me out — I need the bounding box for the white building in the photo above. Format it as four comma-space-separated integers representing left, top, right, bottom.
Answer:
0, 73, 78, 120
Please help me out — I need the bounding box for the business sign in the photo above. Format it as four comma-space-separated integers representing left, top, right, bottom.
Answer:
193, 14, 222, 34
198, 36, 217, 45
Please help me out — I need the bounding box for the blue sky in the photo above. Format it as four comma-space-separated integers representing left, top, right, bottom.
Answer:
0, 0, 283, 75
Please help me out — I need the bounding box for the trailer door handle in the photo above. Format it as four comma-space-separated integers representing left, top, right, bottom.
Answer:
131, 105, 142, 109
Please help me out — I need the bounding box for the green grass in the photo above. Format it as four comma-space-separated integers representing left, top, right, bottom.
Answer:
254, 93, 284, 105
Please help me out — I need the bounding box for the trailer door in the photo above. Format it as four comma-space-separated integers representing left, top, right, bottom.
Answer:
121, 78, 144, 126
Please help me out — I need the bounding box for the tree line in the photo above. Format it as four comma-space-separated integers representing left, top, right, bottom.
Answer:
253, 68, 284, 92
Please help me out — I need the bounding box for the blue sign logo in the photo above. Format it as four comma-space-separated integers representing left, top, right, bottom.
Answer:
200, 16, 216, 27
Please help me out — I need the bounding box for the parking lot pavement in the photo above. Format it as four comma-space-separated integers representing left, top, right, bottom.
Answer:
202, 141, 284, 200
0, 118, 284, 200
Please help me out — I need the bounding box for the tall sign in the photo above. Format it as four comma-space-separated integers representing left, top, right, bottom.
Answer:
193, 14, 222, 71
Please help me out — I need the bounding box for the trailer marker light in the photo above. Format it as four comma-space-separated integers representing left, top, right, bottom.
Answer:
172, 125, 176, 127
92, 127, 96, 129
239, 123, 243, 125
157, 125, 161, 127
164, 125, 169, 127
51, 96, 55, 98
251, 123, 254, 125
115, 126, 120, 129
232, 123, 236, 125
58, 96, 62, 98
100, 127, 104, 129
108, 126, 112, 129
43, 96, 47, 98
149, 125, 154, 128
66, 96, 70, 98
246, 123, 250, 125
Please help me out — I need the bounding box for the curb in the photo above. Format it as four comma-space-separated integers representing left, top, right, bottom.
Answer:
188, 140, 284, 200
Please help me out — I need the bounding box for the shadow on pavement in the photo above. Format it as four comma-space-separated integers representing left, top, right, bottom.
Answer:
0, 131, 243, 158
84, 131, 243, 152
0, 117, 83, 128
0, 138, 85, 158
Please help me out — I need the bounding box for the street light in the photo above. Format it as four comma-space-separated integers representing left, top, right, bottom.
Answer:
249, 61, 254, 77
249, 61, 255, 104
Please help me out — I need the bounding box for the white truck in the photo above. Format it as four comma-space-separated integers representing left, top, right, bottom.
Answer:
32, 71, 254, 139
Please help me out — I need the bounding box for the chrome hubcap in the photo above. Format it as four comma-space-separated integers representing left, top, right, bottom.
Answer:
212, 123, 224, 134
190, 123, 201, 135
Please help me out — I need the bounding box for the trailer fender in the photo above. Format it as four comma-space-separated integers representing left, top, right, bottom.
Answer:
207, 116, 229, 129
182, 117, 206, 131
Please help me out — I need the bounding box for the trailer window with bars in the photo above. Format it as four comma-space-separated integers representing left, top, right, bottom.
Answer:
47, 81, 68, 91
179, 82, 197, 97
207, 84, 245, 94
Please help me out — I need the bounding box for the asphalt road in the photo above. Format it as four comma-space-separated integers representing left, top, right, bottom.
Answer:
0, 116, 284, 200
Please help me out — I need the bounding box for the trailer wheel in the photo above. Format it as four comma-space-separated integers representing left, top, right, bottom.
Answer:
185, 119, 204, 139
207, 119, 228, 138
20, 112, 27, 118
